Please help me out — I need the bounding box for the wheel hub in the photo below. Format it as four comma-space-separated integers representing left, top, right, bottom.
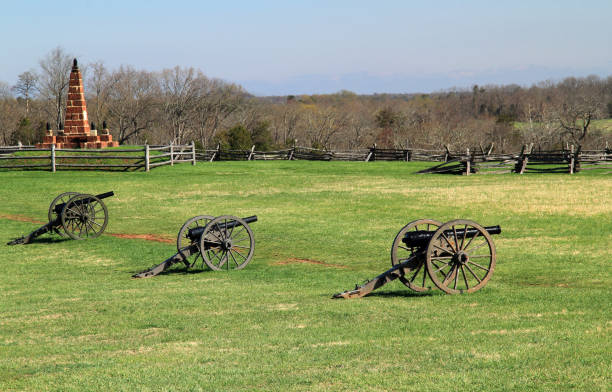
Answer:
453, 251, 469, 265
222, 239, 233, 250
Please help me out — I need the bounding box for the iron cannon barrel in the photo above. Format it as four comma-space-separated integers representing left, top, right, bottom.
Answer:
187, 215, 258, 240
53, 191, 115, 214
402, 225, 501, 248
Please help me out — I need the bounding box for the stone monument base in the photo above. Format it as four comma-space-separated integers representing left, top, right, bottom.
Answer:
37, 133, 119, 149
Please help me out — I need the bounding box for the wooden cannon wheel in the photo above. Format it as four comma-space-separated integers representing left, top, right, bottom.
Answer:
48, 192, 79, 236
60, 194, 109, 240
176, 215, 214, 268
391, 219, 442, 292
200, 215, 254, 271
425, 219, 496, 294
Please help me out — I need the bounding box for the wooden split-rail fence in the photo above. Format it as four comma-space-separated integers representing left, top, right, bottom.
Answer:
1, 142, 610, 174
417, 144, 612, 175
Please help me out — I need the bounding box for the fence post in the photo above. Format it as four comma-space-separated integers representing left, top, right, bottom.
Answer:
248, 145, 255, 161
464, 148, 471, 176
145, 144, 150, 172
51, 144, 56, 173
170, 143, 174, 166
191, 141, 196, 165
569, 145, 575, 174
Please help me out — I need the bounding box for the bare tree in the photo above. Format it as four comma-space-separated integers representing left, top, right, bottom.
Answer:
37, 47, 72, 128
557, 77, 604, 143
0, 82, 19, 144
160, 66, 204, 144
12, 70, 38, 115
86, 60, 110, 126
195, 81, 245, 148
106, 66, 159, 144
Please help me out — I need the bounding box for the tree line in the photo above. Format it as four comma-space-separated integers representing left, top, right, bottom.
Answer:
1, 47, 611, 151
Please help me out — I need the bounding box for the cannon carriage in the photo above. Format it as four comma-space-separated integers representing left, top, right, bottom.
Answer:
334, 219, 500, 298
133, 214, 257, 278
7, 191, 114, 245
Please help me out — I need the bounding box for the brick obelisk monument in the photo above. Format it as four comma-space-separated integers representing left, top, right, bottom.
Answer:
38, 59, 118, 149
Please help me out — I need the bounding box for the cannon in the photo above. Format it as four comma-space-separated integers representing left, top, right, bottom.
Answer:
133, 214, 257, 278
7, 191, 114, 245
333, 219, 500, 297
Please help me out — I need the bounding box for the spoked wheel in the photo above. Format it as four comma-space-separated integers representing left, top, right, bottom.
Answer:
176, 215, 214, 268
200, 215, 254, 271
48, 192, 80, 236
391, 219, 442, 292
425, 219, 496, 294
61, 194, 109, 240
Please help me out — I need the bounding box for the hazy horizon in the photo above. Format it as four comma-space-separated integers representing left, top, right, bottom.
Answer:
2, 0, 611, 96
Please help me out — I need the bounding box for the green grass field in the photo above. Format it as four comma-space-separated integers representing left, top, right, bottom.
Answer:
1, 162, 610, 391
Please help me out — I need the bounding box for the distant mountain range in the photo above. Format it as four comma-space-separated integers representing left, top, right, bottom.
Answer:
239, 65, 611, 96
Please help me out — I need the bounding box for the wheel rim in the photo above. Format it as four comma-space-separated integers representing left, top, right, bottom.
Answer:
176, 215, 214, 268
391, 219, 442, 292
200, 215, 254, 271
425, 219, 496, 294
48, 192, 79, 236
61, 194, 108, 240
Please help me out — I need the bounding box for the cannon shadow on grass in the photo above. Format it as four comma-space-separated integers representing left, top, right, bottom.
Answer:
130, 267, 216, 277
22, 237, 72, 244
364, 290, 437, 298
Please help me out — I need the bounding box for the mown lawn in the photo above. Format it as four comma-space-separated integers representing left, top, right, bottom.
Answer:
0, 162, 610, 391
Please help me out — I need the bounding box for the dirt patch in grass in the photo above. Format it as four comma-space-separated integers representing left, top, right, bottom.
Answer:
0, 214, 45, 224
106, 233, 174, 243
273, 257, 348, 268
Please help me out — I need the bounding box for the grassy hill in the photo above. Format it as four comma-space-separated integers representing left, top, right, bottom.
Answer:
0, 162, 610, 391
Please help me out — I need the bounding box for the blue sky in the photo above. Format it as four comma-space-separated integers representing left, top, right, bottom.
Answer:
1, 0, 611, 95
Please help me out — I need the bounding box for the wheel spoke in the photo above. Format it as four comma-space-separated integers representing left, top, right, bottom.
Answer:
233, 245, 251, 250
467, 260, 490, 271
441, 232, 458, 253
462, 231, 480, 251
442, 266, 456, 285
90, 220, 103, 227
217, 251, 228, 268
408, 262, 423, 281
421, 264, 427, 286
464, 263, 482, 283
432, 261, 452, 275
229, 250, 240, 266
232, 248, 248, 260
466, 241, 489, 254
432, 244, 452, 254
461, 265, 469, 289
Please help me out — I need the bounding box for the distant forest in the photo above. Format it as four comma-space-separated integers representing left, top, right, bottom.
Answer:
2, 47, 611, 151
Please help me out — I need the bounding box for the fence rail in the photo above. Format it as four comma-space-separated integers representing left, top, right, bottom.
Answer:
1, 142, 610, 174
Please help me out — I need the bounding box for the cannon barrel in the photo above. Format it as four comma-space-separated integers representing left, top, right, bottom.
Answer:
402, 225, 501, 248
53, 191, 115, 215
187, 215, 258, 240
